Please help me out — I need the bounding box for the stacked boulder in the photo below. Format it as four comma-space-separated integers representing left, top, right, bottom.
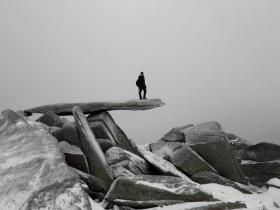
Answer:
2, 98, 280, 209
232, 140, 280, 187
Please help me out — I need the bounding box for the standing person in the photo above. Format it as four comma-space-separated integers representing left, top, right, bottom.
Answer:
136, 72, 147, 100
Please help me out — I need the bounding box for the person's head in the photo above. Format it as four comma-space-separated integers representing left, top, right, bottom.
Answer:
140, 72, 144, 76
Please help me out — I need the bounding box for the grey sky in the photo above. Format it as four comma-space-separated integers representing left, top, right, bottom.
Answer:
0, 0, 279, 144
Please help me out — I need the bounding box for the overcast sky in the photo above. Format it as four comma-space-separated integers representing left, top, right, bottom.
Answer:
0, 0, 279, 144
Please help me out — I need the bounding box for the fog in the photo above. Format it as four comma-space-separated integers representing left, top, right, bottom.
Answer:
0, 0, 279, 144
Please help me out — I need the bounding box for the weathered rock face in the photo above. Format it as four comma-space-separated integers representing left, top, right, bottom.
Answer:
240, 160, 280, 187
161, 128, 185, 142
59, 141, 89, 173
25, 98, 165, 115
0, 110, 91, 210
131, 140, 193, 181
0, 109, 27, 131
182, 121, 248, 185
70, 167, 106, 194
105, 147, 151, 178
240, 142, 280, 162
97, 138, 114, 152
36, 111, 68, 127
150, 141, 217, 176
52, 122, 81, 147
191, 171, 251, 194
226, 133, 251, 150
266, 178, 280, 189
105, 175, 214, 208
73, 106, 113, 190
87, 112, 137, 154
142, 201, 246, 210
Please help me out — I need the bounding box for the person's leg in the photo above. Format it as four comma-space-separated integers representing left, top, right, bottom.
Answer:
138, 88, 142, 100
143, 87, 147, 99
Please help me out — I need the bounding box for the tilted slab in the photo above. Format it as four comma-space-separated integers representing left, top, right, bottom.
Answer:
73, 106, 113, 190
25, 98, 165, 116
105, 175, 215, 208
87, 112, 138, 154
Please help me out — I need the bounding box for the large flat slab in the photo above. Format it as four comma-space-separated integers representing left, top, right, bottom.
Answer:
25, 99, 165, 116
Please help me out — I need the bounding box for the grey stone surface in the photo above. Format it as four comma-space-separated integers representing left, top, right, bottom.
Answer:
226, 132, 251, 150
52, 122, 81, 147
73, 106, 113, 190
129, 138, 193, 181
141, 201, 246, 210
182, 121, 248, 185
25, 98, 165, 115
36, 111, 66, 127
240, 160, 280, 187
151, 141, 217, 176
161, 128, 185, 142
105, 147, 150, 178
191, 171, 251, 194
241, 142, 280, 162
97, 138, 114, 152
70, 167, 106, 193
59, 141, 89, 173
87, 112, 138, 154
0, 110, 91, 210
105, 175, 215, 208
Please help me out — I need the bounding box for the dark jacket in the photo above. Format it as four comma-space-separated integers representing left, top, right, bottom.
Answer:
136, 75, 146, 88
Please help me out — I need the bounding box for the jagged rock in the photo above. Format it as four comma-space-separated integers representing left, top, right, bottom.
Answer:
105, 147, 150, 178
226, 133, 251, 150
240, 142, 280, 162
0, 109, 27, 132
266, 178, 280, 189
150, 141, 217, 176
141, 201, 246, 210
87, 112, 138, 154
240, 160, 280, 187
141, 144, 152, 152
48, 126, 60, 133
131, 139, 193, 181
112, 205, 135, 210
183, 121, 223, 135
59, 141, 89, 173
191, 171, 251, 194
150, 140, 174, 160
97, 138, 114, 152
25, 98, 165, 115
52, 122, 81, 147
70, 167, 106, 193
112, 200, 185, 209
176, 124, 194, 131
36, 111, 67, 127
109, 165, 135, 179
0, 110, 91, 210
105, 175, 215, 208
182, 121, 248, 185
73, 106, 113, 190
161, 128, 185, 142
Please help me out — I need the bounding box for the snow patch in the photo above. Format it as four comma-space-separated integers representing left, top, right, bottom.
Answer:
200, 183, 280, 209
267, 178, 280, 188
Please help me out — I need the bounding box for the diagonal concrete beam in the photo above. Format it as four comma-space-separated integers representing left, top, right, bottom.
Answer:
25, 98, 165, 116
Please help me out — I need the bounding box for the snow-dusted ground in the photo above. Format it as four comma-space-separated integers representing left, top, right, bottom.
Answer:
200, 181, 280, 210
267, 178, 280, 189
93, 178, 280, 210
